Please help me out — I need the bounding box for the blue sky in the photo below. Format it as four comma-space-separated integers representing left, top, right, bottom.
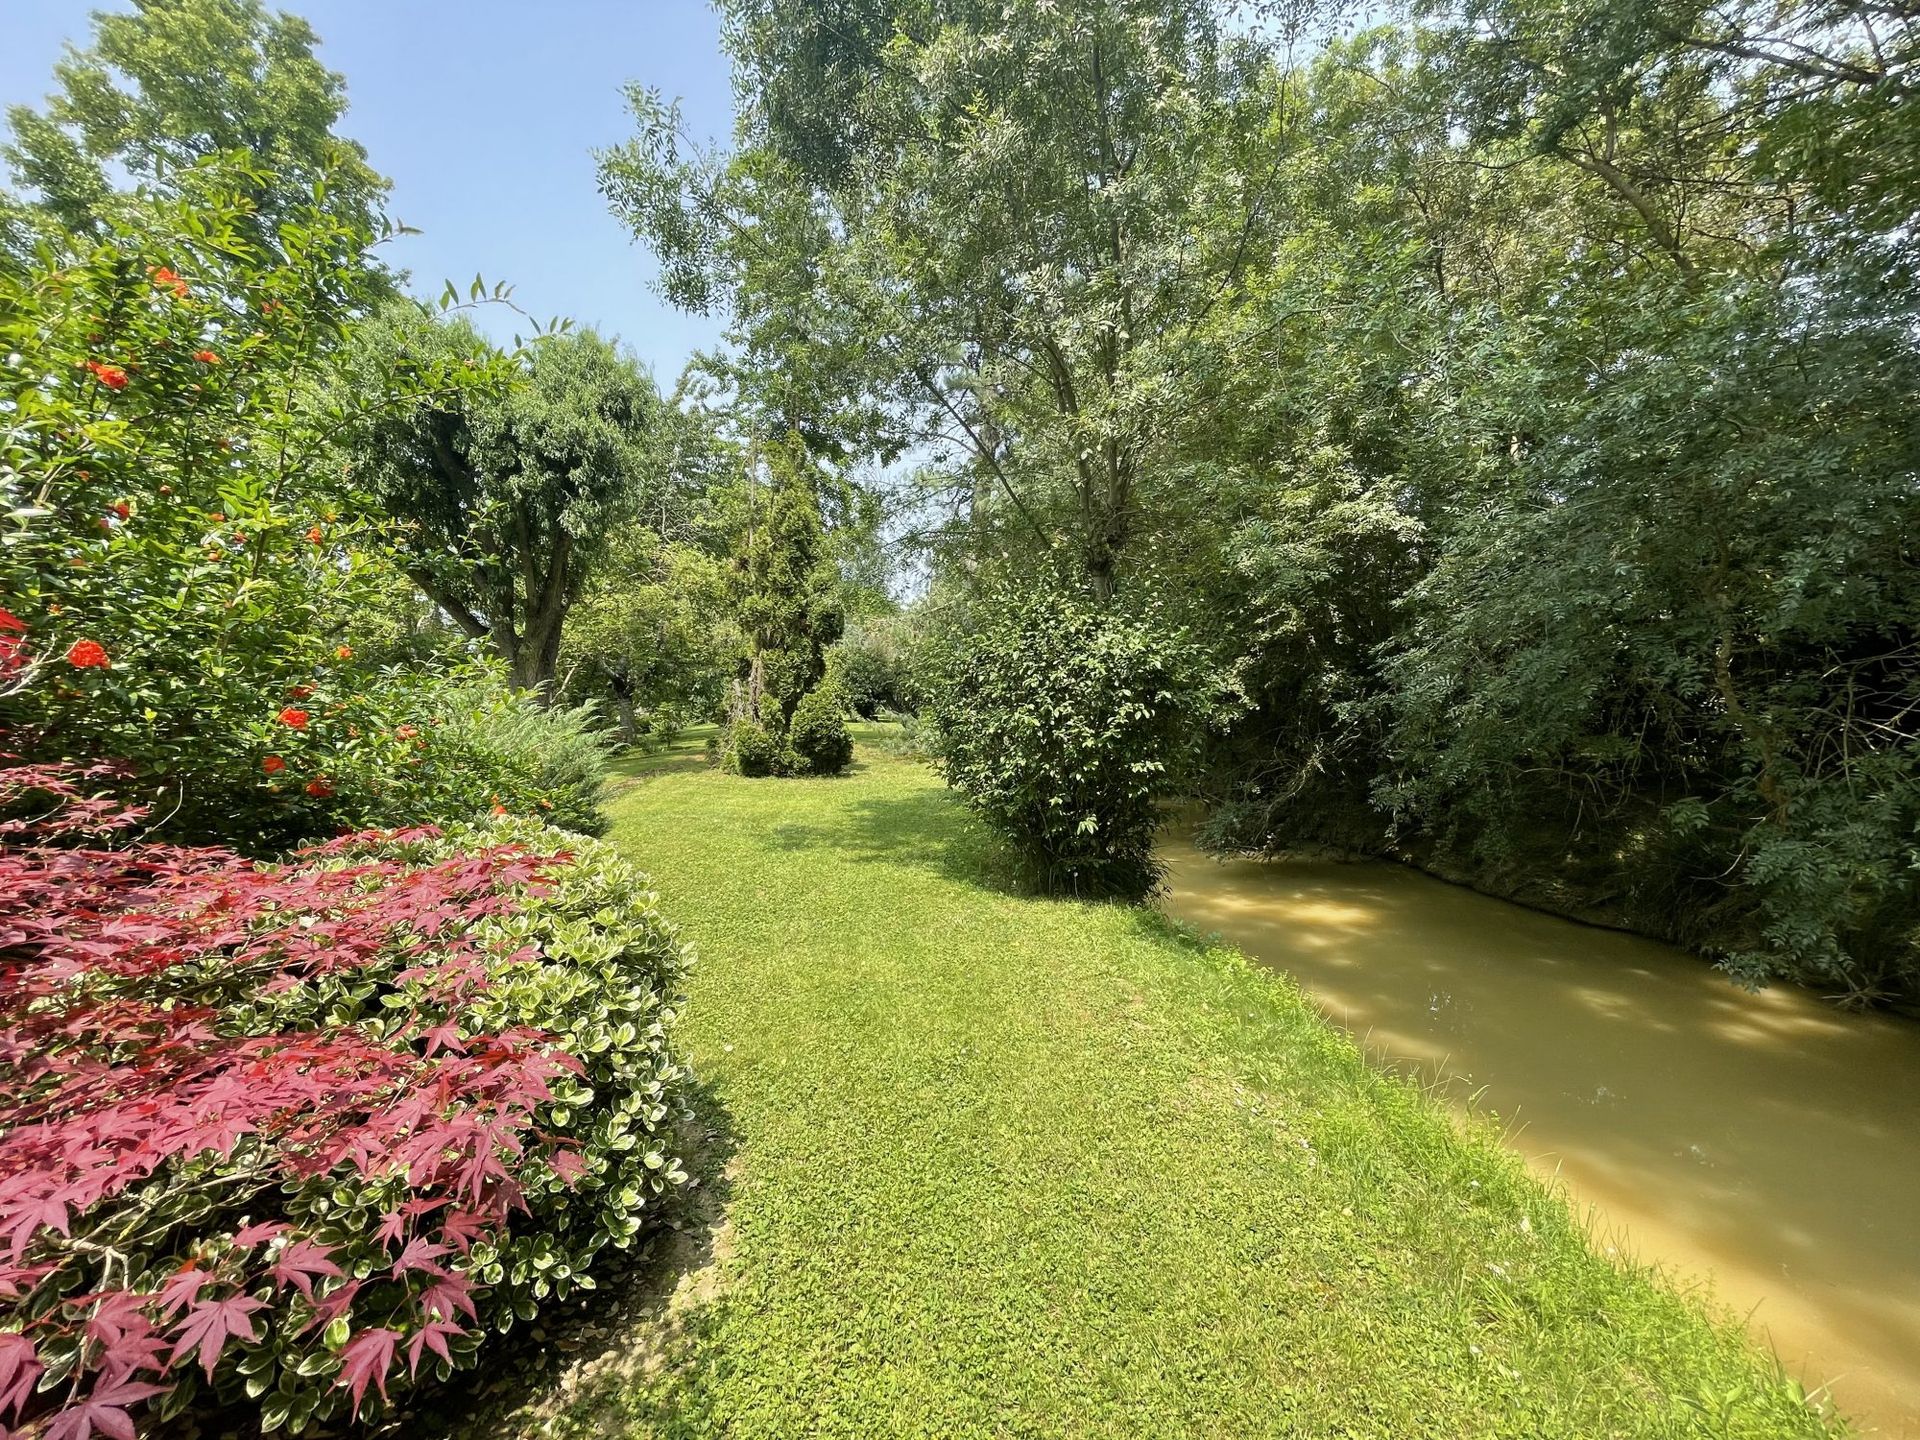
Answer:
2, 1, 735, 382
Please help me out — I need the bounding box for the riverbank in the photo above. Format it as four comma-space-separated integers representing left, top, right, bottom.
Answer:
1160, 833, 1920, 1432
497, 727, 1840, 1437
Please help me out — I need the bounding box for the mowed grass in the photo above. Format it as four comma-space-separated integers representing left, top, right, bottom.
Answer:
552, 725, 1837, 1439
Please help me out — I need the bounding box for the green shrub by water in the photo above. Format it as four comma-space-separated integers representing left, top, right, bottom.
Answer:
924, 589, 1203, 898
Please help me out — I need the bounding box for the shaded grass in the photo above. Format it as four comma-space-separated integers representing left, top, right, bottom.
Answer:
608, 725, 721, 786
552, 725, 1841, 1439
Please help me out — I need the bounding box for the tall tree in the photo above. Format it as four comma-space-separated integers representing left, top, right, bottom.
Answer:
720, 435, 846, 769
3, 0, 386, 250
335, 306, 666, 695
600, 0, 1280, 601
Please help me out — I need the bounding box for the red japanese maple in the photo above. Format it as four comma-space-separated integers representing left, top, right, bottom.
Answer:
0, 762, 595, 1434
0, 610, 26, 679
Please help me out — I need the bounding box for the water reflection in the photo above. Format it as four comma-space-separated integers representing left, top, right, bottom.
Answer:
1159, 834, 1920, 1435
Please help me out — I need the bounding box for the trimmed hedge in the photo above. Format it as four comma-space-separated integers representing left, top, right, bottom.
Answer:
786, 687, 853, 777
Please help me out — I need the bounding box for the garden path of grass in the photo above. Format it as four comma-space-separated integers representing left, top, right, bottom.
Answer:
539, 726, 1835, 1439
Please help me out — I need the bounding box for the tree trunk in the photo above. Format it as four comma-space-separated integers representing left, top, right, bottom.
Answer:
608, 671, 639, 746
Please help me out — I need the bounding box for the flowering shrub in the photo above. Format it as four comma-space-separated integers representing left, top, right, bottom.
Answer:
0, 160, 536, 851
0, 762, 689, 1435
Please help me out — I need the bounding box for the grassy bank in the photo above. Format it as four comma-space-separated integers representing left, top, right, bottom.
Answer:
531, 726, 1834, 1438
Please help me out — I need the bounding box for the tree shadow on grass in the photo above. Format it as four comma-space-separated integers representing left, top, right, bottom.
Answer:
393, 1075, 739, 1440
761, 783, 1028, 896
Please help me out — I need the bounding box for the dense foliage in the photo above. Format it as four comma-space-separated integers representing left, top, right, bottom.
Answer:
0, 169, 606, 850
618, 0, 1920, 1004
416, 682, 612, 838
924, 590, 1200, 898
786, 683, 854, 777
825, 614, 919, 720
0, 764, 688, 1436
559, 532, 735, 748
1, 0, 387, 260
333, 305, 668, 697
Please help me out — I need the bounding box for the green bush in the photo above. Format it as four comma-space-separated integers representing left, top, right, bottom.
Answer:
130, 667, 615, 850
825, 613, 928, 718
825, 639, 894, 719
424, 683, 612, 835
0, 159, 527, 854
924, 588, 1202, 898
723, 718, 781, 776
787, 684, 854, 775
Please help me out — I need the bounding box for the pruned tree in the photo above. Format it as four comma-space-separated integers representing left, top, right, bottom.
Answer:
334, 304, 665, 696
719, 435, 848, 774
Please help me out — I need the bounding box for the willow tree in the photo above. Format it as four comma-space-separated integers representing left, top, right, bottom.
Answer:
333, 305, 665, 696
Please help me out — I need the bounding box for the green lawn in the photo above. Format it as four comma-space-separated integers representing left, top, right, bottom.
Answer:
537, 726, 1835, 1438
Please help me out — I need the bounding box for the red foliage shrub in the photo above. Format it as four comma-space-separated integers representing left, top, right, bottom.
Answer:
0, 762, 688, 1435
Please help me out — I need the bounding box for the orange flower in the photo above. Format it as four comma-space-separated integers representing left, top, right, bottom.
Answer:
288, 684, 314, 700
306, 526, 324, 545
262, 755, 287, 774
491, 802, 509, 817
335, 645, 352, 661
113, 501, 130, 520
277, 707, 310, 729
192, 349, 219, 364
84, 360, 129, 391
150, 266, 189, 299
209, 512, 225, 523
65, 639, 109, 669
395, 724, 419, 740
304, 777, 334, 798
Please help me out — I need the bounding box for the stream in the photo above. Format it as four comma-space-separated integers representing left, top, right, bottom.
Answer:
1159, 834, 1920, 1435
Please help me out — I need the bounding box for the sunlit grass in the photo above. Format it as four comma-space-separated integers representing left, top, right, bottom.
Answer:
554, 725, 1840, 1438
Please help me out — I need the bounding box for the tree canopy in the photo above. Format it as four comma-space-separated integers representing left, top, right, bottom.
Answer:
333, 309, 667, 695
603, 0, 1920, 1001
3, 0, 387, 254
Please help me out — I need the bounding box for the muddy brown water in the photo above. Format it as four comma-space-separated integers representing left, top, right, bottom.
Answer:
1159, 834, 1920, 1435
